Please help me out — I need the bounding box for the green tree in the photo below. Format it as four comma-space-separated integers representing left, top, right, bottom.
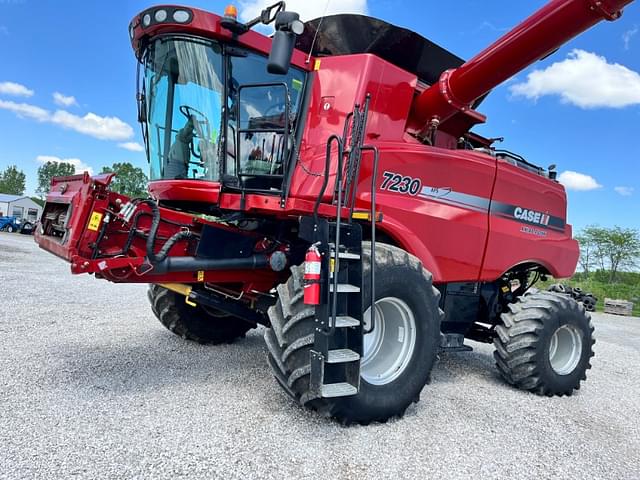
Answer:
0, 165, 26, 195
601, 227, 640, 282
101, 162, 148, 198
575, 233, 594, 274
36, 161, 76, 197
577, 225, 640, 282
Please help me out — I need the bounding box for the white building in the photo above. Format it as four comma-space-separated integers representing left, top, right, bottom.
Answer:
0, 194, 43, 223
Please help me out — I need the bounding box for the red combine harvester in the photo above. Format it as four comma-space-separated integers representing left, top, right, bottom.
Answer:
36, 0, 633, 424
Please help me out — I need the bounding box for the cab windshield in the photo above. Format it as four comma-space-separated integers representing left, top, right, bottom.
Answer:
141, 36, 306, 186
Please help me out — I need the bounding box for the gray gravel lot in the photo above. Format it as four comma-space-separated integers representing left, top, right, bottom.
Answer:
1, 232, 639, 479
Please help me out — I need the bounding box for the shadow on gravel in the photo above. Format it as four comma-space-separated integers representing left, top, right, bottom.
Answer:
434, 349, 502, 385
44, 327, 504, 398
44, 330, 269, 395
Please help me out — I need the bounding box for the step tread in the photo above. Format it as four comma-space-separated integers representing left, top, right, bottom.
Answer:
327, 348, 360, 363
331, 251, 361, 260
335, 316, 360, 328
329, 283, 361, 293
321, 382, 358, 398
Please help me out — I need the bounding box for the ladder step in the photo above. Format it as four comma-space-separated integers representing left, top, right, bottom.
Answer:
326, 349, 360, 364
321, 382, 358, 398
329, 283, 360, 293
331, 251, 361, 260
335, 316, 360, 328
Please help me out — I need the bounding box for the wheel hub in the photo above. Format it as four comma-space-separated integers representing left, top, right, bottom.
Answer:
361, 297, 417, 385
548, 324, 583, 375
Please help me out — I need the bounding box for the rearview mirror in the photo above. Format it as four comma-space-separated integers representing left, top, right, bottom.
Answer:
268, 11, 304, 75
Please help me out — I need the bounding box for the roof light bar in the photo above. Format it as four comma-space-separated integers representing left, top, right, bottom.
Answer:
139, 7, 193, 30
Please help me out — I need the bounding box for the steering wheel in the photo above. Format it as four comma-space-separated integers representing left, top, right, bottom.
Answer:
179, 105, 208, 124
179, 105, 210, 159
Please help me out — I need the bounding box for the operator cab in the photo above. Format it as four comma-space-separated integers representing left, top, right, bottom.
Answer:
132, 3, 308, 209
141, 37, 306, 190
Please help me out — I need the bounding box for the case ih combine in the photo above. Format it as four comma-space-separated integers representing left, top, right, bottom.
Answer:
36, 0, 633, 424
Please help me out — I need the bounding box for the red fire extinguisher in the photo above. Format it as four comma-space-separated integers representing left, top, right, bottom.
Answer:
303, 243, 322, 305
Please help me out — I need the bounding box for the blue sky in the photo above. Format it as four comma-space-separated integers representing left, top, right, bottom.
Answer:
0, 0, 638, 232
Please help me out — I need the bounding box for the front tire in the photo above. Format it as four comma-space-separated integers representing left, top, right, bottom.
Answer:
265, 243, 443, 424
494, 291, 595, 396
147, 285, 254, 344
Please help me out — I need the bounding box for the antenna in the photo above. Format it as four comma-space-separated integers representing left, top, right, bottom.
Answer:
305, 0, 331, 64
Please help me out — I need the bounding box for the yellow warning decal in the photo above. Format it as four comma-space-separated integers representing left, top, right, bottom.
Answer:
314, 59, 321, 71
197, 270, 205, 282
87, 212, 103, 232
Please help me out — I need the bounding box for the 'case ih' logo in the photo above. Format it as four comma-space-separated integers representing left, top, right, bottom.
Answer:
513, 207, 550, 226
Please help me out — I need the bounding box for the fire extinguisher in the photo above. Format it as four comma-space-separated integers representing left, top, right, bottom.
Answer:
303, 243, 322, 305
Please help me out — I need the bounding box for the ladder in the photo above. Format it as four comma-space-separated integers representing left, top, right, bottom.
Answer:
299, 95, 380, 400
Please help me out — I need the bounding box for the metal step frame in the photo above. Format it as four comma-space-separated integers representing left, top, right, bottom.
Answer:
298, 95, 380, 401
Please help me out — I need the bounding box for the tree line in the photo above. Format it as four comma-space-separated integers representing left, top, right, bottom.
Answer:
576, 226, 640, 282
0, 161, 148, 199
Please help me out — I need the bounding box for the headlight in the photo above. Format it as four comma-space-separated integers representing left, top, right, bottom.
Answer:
173, 10, 191, 23
291, 20, 304, 35
154, 9, 168, 22
142, 13, 152, 27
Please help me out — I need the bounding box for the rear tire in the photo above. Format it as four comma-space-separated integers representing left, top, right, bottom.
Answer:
494, 291, 595, 396
147, 285, 253, 344
265, 243, 442, 424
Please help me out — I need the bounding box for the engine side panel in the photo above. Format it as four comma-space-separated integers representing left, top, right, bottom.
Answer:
352, 145, 496, 283
482, 158, 579, 279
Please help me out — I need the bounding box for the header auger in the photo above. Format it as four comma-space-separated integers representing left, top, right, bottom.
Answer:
36, 0, 632, 424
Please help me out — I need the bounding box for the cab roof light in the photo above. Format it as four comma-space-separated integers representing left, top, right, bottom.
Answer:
139, 7, 193, 29
220, 1, 286, 35
154, 9, 168, 22
173, 9, 192, 23
224, 4, 238, 20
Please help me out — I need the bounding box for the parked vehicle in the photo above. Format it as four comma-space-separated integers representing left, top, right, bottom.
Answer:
0, 216, 20, 233
19, 221, 35, 235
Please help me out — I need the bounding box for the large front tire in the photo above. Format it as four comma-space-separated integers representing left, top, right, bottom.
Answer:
265, 243, 443, 425
494, 291, 595, 396
147, 285, 253, 345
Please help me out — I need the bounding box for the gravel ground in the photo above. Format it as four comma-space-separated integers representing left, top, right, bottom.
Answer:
1, 232, 639, 479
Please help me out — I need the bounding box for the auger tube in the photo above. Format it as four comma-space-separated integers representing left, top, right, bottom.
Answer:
408, 0, 635, 131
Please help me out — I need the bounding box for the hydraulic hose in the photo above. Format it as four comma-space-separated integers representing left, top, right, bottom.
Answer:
149, 230, 192, 264
135, 199, 192, 264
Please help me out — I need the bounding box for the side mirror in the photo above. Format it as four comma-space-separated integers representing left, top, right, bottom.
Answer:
268, 11, 304, 75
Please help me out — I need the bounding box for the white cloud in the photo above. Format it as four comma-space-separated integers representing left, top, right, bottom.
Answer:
623, 26, 638, 50
558, 171, 602, 191
0, 99, 49, 121
510, 49, 640, 109
0, 99, 134, 141
51, 110, 133, 141
118, 142, 144, 152
239, 0, 367, 23
53, 92, 78, 107
614, 186, 634, 196
36, 155, 94, 175
0, 81, 34, 97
